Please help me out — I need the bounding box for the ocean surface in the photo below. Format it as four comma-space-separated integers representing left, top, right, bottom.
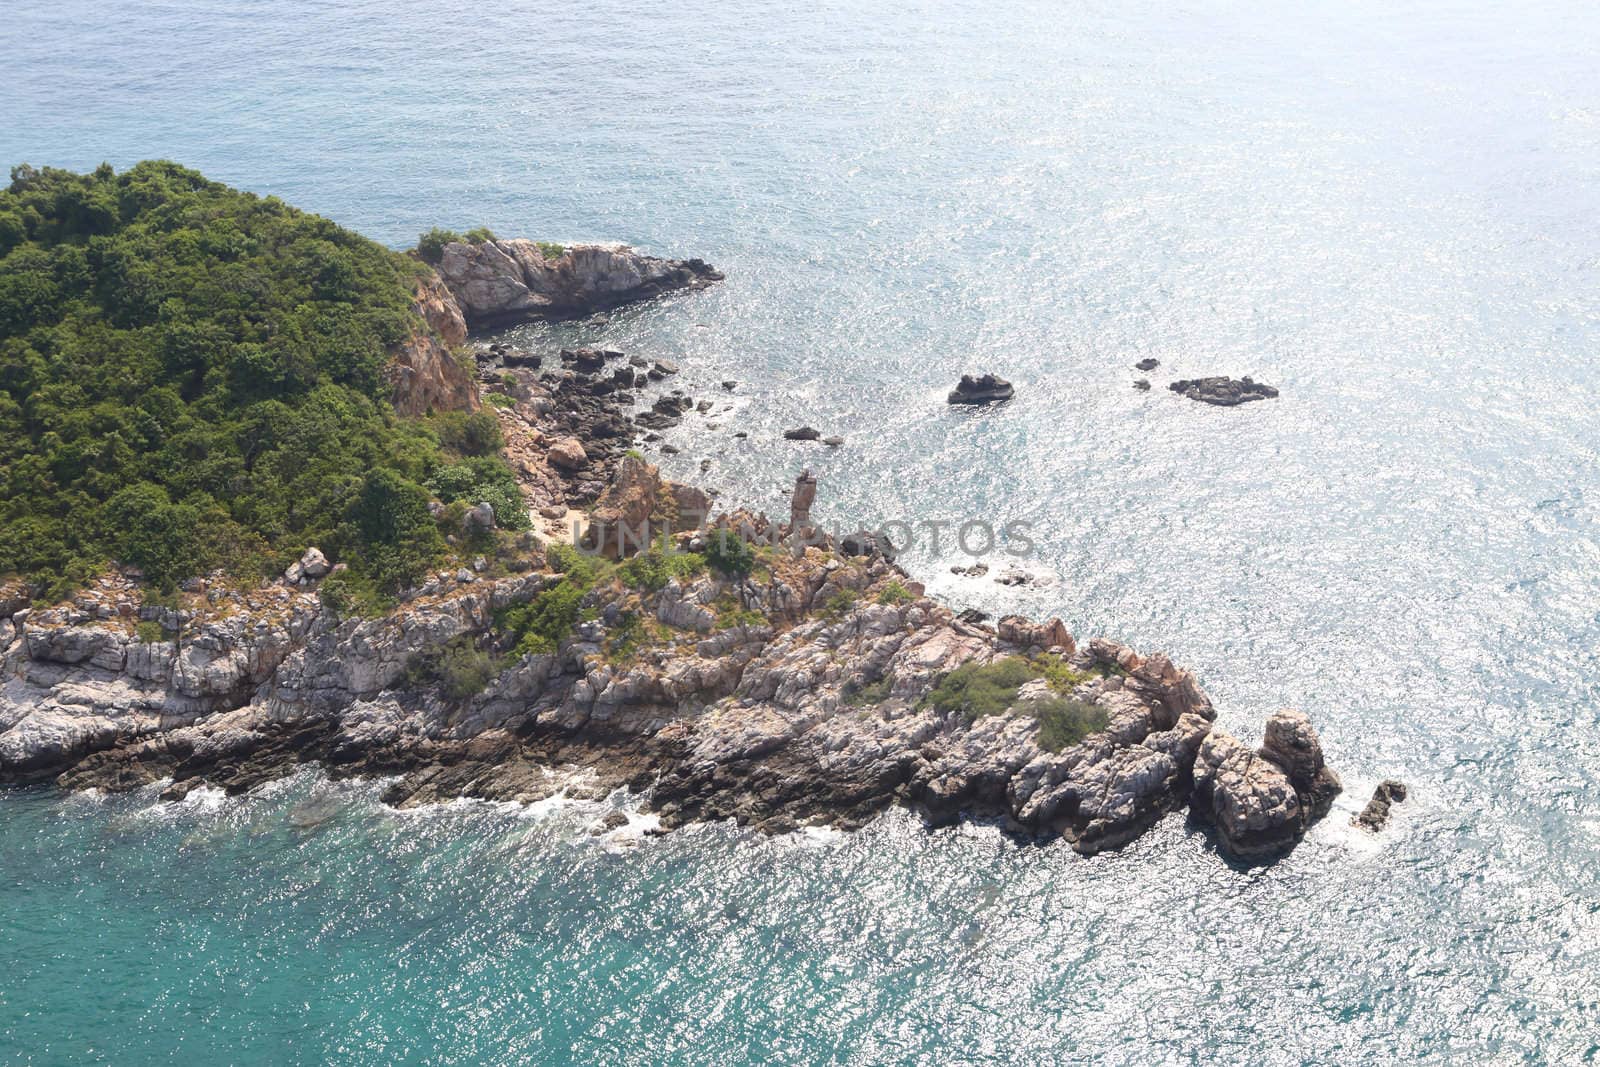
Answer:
5, 0, 1600, 1062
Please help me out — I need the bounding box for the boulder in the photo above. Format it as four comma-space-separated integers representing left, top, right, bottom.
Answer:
947, 373, 1014, 405
1135, 358, 1160, 371
1191, 709, 1340, 859
463, 503, 497, 534
548, 438, 588, 471
298, 548, 332, 580
783, 427, 822, 441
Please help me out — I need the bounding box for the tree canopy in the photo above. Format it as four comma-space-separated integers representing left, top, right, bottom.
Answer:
0, 161, 522, 598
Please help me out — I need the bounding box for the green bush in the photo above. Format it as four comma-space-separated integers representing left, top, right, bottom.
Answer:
875, 580, 914, 606
704, 532, 755, 577
497, 546, 605, 654
617, 547, 704, 592
463, 227, 497, 245
923, 657, 1037, 720
432, 410, 504, 457
536, 241, 565, 261
402, 636, 499, 701
844, 675, 893, 707
1029, 697, 1108, 752
134, 621, 166, 644
416, 228, 462, 264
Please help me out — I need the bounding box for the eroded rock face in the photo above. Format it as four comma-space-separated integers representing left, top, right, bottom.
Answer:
1191, 708, 1341, 859
388, 273, 479, 416
435, 240, 722, 330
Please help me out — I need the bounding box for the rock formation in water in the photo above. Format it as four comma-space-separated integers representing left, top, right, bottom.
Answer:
1168, 376, 1279, 406
1189, 709, 1342, 858
1353, 778, 1408, 832
433, 239, 722, 330
947, 374, 1015, 405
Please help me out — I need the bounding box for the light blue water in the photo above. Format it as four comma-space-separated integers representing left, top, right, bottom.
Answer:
6, 1, 1600, 1062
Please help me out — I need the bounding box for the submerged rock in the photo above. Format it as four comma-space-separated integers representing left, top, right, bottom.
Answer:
783, 426, 822, 441
1169, 376, 1279, 406
947, 373, 1014, 405
1135, 358, 1160, 371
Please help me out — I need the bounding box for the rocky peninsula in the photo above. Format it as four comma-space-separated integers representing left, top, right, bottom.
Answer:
0, 229, 1343, 862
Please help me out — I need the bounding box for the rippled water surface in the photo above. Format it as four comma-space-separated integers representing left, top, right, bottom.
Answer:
5, 1, 1600, 1062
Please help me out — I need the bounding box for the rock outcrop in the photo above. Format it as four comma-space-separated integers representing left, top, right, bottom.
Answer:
434, 240, 722, 330
1168, 376, 1278, 406
1354, 779, 1408, 832
1190, 708, 1341, 859
388, 273, 479, 415
0, 475, 1337, 863
948, 374, 1015, 405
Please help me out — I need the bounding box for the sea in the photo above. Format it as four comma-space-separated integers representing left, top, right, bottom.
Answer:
4, 1, 1600, 1062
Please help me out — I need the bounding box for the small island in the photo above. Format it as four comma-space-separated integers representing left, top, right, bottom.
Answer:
0, 163, 1341, 860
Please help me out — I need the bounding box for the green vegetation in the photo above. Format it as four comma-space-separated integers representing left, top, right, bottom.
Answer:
923, 655, 1109, 749
617, 545, 704, 592
874, 579, 914, 606
704, 533, 755, 577
427, 455, 529, 534
1029, 697, 1108, 752
484, 391, 514, 409
416, 226, 496, 265
0, 162, 524, 598
923, 657, 1038, 720
535, 242, 564, 261
821, 587, 858, 618
843, 675, 893, 707
496, 543, 605, 655
402, 635, 499, 702
133, 620, 165, 644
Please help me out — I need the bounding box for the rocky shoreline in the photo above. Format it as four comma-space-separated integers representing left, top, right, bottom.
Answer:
0, 238, 1347, 861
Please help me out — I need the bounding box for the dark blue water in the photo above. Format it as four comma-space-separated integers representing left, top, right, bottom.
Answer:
5, 1, 1600, 1062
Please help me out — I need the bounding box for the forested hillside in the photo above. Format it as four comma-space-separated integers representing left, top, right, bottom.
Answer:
0, 161, 521, 599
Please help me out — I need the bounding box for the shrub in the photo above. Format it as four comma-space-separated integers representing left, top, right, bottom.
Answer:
822, 588, 858, 617
536, 241, 565, 260
497, 546, 605, 654
134, 621, 166, 644
704, 532, 755, 577
432, 410, 504, 457
875, 580, 914, 606
403, 636, 499, 701
923, 657, 1037, 720
416, 228, 462, 264
618, 547, 704, 592
1029, 697, 1108, 752
843, 675, 893, 707
463, 226, 497, 245
485, 392, 514, 409
317, 571, 390, 618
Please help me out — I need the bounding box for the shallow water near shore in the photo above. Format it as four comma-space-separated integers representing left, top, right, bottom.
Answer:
6, 0, 1600, 1062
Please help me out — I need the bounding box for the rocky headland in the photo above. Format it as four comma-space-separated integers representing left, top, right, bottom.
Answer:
0, 237, 1346, 862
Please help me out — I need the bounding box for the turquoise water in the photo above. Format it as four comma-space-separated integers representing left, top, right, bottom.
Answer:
6, 0, 1600, 1062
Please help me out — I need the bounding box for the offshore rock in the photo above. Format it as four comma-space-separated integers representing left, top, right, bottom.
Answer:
1191, 708, 1340, 859
947, 373, 1014, 405
1168, 376, 1278, 406
434, 240, 722, 330
1354, 778, 1408, 832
